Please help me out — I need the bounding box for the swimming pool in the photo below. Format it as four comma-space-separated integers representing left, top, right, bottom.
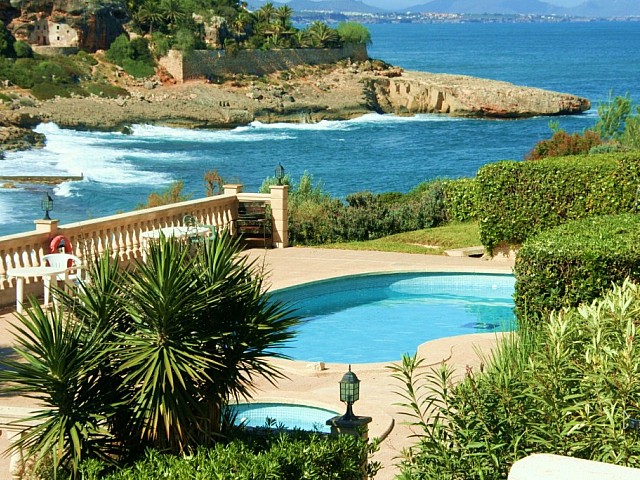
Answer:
271, 272, 515, 364
230, 402, 339, 433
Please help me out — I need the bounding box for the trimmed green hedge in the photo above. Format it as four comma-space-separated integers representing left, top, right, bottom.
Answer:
80, 432, 377, 480
514, 213, 640, 321
442, 177, 478, 222
477, 152, 640, 254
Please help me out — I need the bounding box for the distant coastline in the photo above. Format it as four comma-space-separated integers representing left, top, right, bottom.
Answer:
292, 12, 640, 26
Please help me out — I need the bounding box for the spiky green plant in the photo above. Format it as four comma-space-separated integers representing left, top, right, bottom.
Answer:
0, 300, 118, 477
0, 231, 300, 477
390, 279, 640, 479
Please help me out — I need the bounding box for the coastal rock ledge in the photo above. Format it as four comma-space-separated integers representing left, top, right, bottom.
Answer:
372, 71, 590, 118
3, 64, 590, 140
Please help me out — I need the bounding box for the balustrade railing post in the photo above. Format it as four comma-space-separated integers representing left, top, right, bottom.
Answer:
269, 185, 288, 248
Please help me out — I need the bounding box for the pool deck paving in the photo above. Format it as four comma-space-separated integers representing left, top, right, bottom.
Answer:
0, 247, 515, 480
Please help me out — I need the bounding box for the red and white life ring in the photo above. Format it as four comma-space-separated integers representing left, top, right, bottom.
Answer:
50, 235, 72, 254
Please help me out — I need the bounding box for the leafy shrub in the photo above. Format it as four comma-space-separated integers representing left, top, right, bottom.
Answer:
13, 40, 32, 58
173, 28, 205, 53
31, 82, 86, 100
84, 82, 129, 98
289, 197, 345, 245
392, 279, 640, 478
76, 50, 98, 65
105, 34, 133, 64
121, 58, 155, 78
82, 432, 379, 479
593, 93, 632, 140
442, 177, 479, 222
477, 152, 640, 254
336, 22, 372, 45
34, 60, 72, 84
0, 235, 299, 476
0, 57, 35, 88
150, 32, 171, 58
0, 20, 15, 57
514, 213, 640, 321
525, 129, 602, 160
137, 180, 192, 208
106, 34, 156, 78
589, 142, 626, 155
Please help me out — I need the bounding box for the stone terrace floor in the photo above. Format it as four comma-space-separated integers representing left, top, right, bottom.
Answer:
0, 247, 515, 480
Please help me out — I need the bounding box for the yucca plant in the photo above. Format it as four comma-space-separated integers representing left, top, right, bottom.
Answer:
0, 231, 300, 477
0, 300, 118, 477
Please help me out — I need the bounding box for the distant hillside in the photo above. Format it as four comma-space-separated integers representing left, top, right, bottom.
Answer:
248, 0, 640, 17
248, 0, 387, 14
572, 0, 640, 16
405, 0, 564, 14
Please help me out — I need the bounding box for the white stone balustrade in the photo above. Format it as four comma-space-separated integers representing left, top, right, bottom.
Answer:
0, 186, 287, 308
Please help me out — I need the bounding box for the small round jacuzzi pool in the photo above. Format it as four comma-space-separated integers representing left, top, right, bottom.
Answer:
230, 402, 339, 433
271, 272, 516, 364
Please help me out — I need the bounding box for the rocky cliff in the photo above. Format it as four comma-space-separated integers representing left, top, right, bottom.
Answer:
1, 61, 590, 149
1, 0, 128, 52
368, 71, 590, 118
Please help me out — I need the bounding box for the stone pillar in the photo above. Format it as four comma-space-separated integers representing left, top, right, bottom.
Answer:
269, 185, 288, 248
326, 414, 373, 480
326, 414, 372, 441
34, 219, 58, 236
223, 184, 243, 195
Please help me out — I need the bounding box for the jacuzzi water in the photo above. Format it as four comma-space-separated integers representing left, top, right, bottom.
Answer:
230, 402, 339, 433
271, 272, 515, 364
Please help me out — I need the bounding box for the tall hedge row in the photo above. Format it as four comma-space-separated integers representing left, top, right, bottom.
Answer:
442, 177, 479, 222
477, 152, 640, 254
514, 213, 640, 321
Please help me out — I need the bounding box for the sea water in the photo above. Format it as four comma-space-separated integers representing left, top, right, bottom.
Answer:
1, 21, 639, 236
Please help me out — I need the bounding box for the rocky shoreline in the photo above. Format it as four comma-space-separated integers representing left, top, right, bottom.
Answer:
0, 61, 590, 153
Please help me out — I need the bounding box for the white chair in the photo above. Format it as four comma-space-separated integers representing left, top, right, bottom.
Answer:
42, 253, 83, 288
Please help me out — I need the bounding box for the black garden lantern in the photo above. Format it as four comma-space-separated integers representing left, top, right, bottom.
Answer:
339, 365, 360, 421
41, 192, 53, 220
275, 163, 285, 185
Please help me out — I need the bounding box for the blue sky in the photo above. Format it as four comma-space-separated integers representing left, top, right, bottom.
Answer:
364, 0, 584, 8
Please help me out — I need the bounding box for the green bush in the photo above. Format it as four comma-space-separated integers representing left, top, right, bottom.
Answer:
477, 152, 640, 254
286, 176, 475, 246
525, 129, 602, 160
13, 40, 32, 58
442, 177, 479, 222
121, 58, 155, 78
84, 82, 130, 98
514, 213, 640, 321
392, 278, 640, 478
0, 235, 299, 477
336, 22, 372, 45
31, 82, 86, 100
81, 432, 379, 480
106, 34, 156, 78
0, 20, 15, 57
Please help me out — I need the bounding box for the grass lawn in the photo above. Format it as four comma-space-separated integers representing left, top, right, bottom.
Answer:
319, 221, 481, 255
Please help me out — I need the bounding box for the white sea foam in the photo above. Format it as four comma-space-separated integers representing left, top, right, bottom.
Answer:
4, 123, 172, 185
131, 123, 293, 142
53, 182, 78, 198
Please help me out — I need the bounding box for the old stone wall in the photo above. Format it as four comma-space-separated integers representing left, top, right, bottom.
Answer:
159, 44, 368, 83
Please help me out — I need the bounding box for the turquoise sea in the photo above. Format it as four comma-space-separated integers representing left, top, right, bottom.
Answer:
1, 21, 639, 236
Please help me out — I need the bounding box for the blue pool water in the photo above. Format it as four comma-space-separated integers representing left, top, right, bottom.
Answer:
230, 403, 338, 433
272, 273, 516, 364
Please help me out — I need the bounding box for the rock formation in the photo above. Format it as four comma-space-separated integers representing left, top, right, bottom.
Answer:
1, 0, 128, 52
0, 61, 590, 151
368, 71, 590, 118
